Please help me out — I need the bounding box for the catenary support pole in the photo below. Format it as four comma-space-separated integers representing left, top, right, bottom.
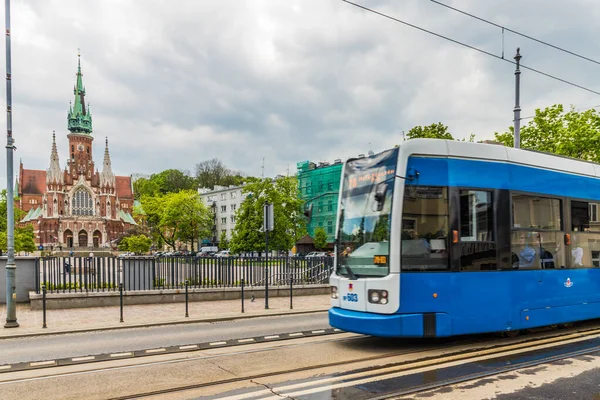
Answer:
513, 48, 522, 149
4, 0, 18, 328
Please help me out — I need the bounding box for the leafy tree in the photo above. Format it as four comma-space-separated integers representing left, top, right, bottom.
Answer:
406, 123, 454, 140
0, 190, 34, 253
495, 104, 600, 162
313, 227, 328, 250
140, 190, 212, 251
219, 230, 229, 250
229, 176, 306, 253
133, 169, 196, 199
127, 235, 152, 254
118, 236, 130, 251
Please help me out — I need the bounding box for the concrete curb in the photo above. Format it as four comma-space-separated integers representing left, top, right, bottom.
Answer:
0, 308, 330, 340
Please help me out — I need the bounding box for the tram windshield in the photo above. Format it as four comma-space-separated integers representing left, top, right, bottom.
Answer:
336, 148, 398, 278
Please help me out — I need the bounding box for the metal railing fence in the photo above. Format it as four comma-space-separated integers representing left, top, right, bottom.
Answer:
35, 256, 334, 294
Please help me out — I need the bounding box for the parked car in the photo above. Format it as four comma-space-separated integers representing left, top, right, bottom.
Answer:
306, 252, 328, 258
214, 250, 232, 258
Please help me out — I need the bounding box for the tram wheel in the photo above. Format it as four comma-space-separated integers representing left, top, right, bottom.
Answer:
503, 330, 520, 338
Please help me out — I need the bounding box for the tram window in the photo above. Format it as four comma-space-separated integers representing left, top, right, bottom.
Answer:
511, 231, 565, 270
571, 200, 600, 232
512, 195, 562, 230
570, 232, 600, 268
401, 186, 449, 271
460, 190, 493, 242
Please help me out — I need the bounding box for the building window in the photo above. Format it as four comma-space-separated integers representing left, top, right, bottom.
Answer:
72, 187, 94, 216
328, 181, 333, 191
591, 203, 599, 222
230, 216, 236, 223
230, 192, 236, 199
593, 251, 600, 267
231, 204, 236, 211
221, 217, 227, 224
328, 200, 333, 212
221, 193, 226, 200
318, 181, 323, 192
221, 205, 226, 212
327, 220, 333, 234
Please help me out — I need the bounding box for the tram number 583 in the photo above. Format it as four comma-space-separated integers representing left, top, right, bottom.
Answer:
343, 293, 358, 302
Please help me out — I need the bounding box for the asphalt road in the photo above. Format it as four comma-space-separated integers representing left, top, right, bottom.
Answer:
0, 312, 329, 364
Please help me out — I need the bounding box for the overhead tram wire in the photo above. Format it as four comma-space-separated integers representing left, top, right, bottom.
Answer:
341, 0, 600, 97
429, 0, 600, 67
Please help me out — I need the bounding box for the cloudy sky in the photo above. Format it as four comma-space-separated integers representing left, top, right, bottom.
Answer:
0, 0, 599, 189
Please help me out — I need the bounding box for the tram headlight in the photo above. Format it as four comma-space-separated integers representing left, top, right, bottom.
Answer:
368, 289, 388, 304
331, 286, 338, 299
370, 291, 380, 303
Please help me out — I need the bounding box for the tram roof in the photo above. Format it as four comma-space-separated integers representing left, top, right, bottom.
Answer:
399, 139, 600, 179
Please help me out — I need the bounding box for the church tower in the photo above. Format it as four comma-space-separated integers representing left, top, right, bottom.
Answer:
67, 52, 95, 180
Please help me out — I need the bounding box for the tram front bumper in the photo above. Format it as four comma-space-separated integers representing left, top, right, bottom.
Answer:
329, 307, 450, 338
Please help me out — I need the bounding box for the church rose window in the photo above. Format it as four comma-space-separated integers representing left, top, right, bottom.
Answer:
72, 187, 94, 216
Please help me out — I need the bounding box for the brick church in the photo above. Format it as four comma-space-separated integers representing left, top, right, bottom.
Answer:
16, 54, 136, 249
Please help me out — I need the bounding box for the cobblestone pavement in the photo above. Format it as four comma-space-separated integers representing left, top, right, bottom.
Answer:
0, 294, 330, 338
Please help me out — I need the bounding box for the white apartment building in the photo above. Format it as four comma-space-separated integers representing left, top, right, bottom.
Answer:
198, 184, 247, 247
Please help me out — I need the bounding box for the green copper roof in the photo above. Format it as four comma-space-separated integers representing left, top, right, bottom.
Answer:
67, 52, 92, 134
119, 210, 137, 225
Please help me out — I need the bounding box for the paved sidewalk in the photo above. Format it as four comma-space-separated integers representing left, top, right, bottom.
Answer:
0, 294, 330, 339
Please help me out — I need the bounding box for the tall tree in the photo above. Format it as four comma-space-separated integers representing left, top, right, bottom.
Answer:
140, 190, 212, 250
495, 104, 600, 162
195, 158, 247, 189
0, 190, 35, 253
313, 227, 328, 250
229, 176, 306, 253
219, 230, 229, 250
133, 169, 196, 199
406, 123, 454, 140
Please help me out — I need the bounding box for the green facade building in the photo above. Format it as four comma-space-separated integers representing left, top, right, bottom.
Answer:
297, 159, 343, 244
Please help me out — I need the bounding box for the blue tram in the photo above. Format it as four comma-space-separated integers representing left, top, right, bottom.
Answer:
328, 139, 600, 337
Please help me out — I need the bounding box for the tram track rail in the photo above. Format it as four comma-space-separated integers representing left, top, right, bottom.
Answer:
106, 323, 600, 400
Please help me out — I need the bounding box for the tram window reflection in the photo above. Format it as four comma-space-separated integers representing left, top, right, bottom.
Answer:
510, 231, 565, 269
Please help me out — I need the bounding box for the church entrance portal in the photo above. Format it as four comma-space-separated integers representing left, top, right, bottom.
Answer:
64, 230, 73, 248
93, 230, 102, 248
78, 230, 88, 247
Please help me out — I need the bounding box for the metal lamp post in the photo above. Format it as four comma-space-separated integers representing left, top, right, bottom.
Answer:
4, 0, 18, 328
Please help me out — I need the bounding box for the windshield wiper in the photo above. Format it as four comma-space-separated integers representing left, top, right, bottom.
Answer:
340, 261, 358, 280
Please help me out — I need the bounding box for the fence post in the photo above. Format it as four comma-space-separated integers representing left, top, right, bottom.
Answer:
185, 280, 189, 318
289, 270, 293, 310
42, 284, 47, 328
241, 278, 245, 313
119, 283, 124, 323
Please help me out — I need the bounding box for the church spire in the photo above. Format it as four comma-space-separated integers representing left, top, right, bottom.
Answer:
46, 131, 64, 185
100, 137, 115, 188
67, 50, 93, 134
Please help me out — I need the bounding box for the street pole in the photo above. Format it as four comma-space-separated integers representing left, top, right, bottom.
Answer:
4, 0, 18, 328
513, 47, 522, 149
264, 202, 269, 310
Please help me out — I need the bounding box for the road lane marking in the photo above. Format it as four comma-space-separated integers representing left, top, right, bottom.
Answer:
209, 341, 227, 346
110, 352, 132, 358
72, 356, 95, 362
311, 330, 325, 334
264, 335, 280, 339
29, 361, 55, 367
179, 345, 198, 350
289, 333, 303, 337
145, 348, 166, 354
238, 339, 255, 343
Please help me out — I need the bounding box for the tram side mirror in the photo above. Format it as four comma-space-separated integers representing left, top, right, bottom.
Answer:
374, 182, 388, 211
304, 203, 313, 222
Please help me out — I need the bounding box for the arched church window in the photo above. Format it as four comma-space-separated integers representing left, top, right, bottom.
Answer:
72, 187, 94, 216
